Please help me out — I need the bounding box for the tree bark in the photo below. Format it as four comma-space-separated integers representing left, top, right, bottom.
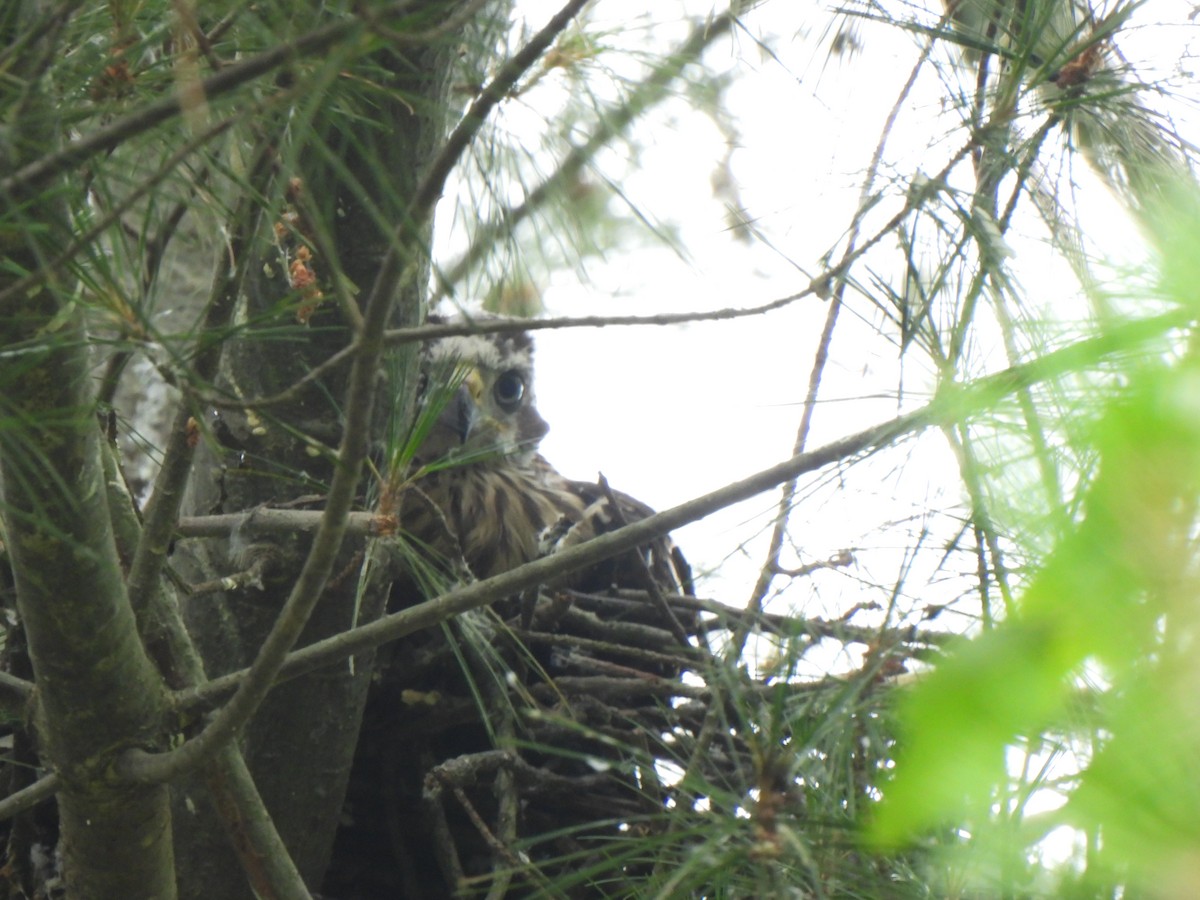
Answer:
0, 6, 175, 895
170, 7, 502, 896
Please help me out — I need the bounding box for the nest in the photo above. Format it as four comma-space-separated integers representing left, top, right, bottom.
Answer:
324, 585, 710, 899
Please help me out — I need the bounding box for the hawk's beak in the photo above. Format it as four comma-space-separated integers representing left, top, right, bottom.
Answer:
463, 368, 485, 404
444, 368, 485, 444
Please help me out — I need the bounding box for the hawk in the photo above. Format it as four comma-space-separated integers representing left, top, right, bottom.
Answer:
330, 318, 695, 899
397, 319, 693, 603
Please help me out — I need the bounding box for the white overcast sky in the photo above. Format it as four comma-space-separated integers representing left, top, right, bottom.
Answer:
434, 0, 1198, 626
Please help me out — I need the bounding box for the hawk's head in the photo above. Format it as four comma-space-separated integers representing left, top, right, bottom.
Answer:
402, 316, 693, 599
415, 323, 550, 467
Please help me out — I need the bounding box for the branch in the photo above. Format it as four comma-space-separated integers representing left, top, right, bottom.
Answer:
0, 671, 34, 716
0, 1, 86, 72
195, 123, 1003, 422
0, 773, 59, 824
0, 36, 176, 892
740, 16, 961, 653
383, 301, 807, 345
197, 135, 987, 423
176, 508, 384, 538
202, 750, 313, 900
99, 320, 312, 893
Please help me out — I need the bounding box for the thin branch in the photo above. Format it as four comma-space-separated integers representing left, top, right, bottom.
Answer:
141, 168, 210, 296
0, 671, 34, 714
992, 114, 1070, 537
736, 5, 948, 660
186, 558, 268, 597
199, 126, 989, 420
0, 45, 177, 892
432, 7, 737, 299
2, 0, 79, 87
100, 333, 312, 894
597, 474, 690, 646
0, 773, 60, 824
483, 670, 519, 899
120, 246, 394, 784
170, 0, 225, 71
0, 0, 85, 71
194, 297, 812, 412
946, 422, 1016, 622
771, 548, 855, 578
737, 292, 840, 651
408, 0, 590, 221
363, 0, 492, 47
384, 301, 807, 345
202, 750, 313, 900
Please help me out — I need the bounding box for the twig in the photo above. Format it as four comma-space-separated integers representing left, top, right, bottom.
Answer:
195, 298, 811, 412
449, 782, 522, 873
487, 664, 520, 900
423, 765, 470, 892
171, 0, 224, 71
141, 167, 210, 296
771, 548, 854, 578
101, 350, 311, 893
168, 399, 932, 710
0, 0, 85, 72
596, 475, 691, 646
363, 0, 492, 47
198, 127, 995, 421
427, 138, 979, 392
0, 773, 60, 824
737, 292, 841, 650
185, 557, 268, 597
527, 674, 701, 704
513, 627, 696, 673
386, 302, 808, 345
0, 671, 34, 714
120, 235, 392, 783
691, 602, 947, 652
203, 750, 313, 900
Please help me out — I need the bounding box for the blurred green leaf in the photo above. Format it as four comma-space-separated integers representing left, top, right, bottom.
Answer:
873, 189, 1200, 871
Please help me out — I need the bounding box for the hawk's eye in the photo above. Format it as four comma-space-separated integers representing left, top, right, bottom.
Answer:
493, 370, 526, 412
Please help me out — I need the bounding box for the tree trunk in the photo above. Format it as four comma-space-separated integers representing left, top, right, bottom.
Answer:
0, 5, 175, 895
170, 8, 501, 896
